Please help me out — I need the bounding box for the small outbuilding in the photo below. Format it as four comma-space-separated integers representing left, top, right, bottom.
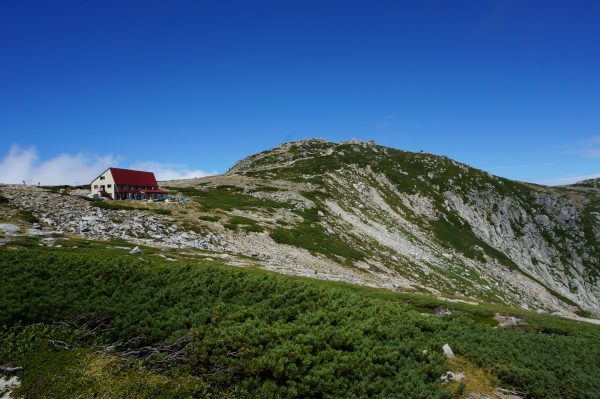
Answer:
90, 167, 168, 200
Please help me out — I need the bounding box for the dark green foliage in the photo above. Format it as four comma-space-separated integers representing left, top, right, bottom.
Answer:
1, 248, 447, 398
199, 215, 220, 222
39, 184, 88, 195
85, 199, 137, 211
270, 209, 364, 263
166, 186, 293, 212
1, 248, 600, 398
225, 216, 264, 232
83, 198, 171, 215
228, 215, 258, 225
19, 210, 39, 224
251, 185, 281, 193
152, 208, 172, 215
429, 213, 518, 270
242, 224, 263, 232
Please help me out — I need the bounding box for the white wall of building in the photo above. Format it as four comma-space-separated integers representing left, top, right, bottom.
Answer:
90, 169, 116, 198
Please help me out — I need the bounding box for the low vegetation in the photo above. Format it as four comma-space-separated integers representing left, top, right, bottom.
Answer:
2, 246, 600, 398
166, 186, 293, 212
18, 210, 39, 224
224, 215, 264, 232
199, 215, 220, 222
84, 198, 172, 215
270, 208, 364, 263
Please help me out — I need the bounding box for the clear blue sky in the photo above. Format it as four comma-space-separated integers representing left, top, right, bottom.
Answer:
1, 0, 599, 184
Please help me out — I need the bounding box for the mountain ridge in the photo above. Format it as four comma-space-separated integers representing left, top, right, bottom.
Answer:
166, 139, 600, 315
2, 138, 599, 316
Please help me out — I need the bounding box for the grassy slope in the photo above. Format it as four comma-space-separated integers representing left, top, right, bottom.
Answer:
230, 141, 600, 307
1, 245, 600, 398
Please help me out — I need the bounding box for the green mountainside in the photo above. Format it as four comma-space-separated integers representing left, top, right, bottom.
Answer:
1, 243, 600, 398
167, 139, 600, 315
2, 139, 600, 398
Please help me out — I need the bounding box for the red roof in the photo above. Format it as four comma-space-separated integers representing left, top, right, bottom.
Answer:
108, 168, 160, 187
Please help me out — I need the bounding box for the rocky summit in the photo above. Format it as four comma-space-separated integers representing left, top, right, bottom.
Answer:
3, 139, 600, 316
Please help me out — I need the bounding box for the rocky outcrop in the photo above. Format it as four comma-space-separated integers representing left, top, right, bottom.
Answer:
0, 186, 221, 251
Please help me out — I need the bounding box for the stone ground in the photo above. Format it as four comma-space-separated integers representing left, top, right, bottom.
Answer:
0, 185, 397, 290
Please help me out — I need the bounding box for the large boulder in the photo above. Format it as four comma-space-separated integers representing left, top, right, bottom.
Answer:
442, 343, 455, 358
0, 223, 20, 234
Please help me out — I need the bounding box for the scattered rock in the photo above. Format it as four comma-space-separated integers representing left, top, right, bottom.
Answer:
0, 224, 20, 234
442, 343, 455, 358
494, 387, 525, 398
435, 307, 452, 317
440, 370, 464, 383
494, 313, 527, 328
40, 237, 56, 247
129, 246, 142, 254
437, 296, 479, 306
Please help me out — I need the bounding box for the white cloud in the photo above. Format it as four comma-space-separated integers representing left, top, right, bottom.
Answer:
129, 162, 216, 181
0, 145, 118, 185
541, 173, 600, 186
0, 145, 217, 185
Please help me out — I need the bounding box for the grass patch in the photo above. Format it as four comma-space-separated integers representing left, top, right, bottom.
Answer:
151, 208, 172, 215
270, 208, 364, 263
447, 357, 498, 398
199, 215, 220, 222
19, 210, 39, 224
225, 215, 264, 232
85, 199, 137, 211
165, 186, 293, 212
83, 199, 172, 216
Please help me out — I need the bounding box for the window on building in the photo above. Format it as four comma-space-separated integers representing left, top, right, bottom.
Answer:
107, 184, 112, 188
100, 176, 105, 180
93, 185, 98, 189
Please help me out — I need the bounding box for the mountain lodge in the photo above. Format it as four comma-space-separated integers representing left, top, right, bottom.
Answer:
90, 167, 168, 200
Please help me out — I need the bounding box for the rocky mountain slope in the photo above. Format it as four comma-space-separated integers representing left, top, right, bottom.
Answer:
168, 139, 600, 315
2, 139, 600, 316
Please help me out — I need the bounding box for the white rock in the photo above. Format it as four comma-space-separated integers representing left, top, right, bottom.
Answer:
129, 246, 142, 254
442, 343, 455, 358
27, 228, 52, 236
0, 223, 20, 233
0, 375, 20, 399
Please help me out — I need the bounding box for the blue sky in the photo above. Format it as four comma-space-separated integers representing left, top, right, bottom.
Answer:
1, 0, 599, 184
